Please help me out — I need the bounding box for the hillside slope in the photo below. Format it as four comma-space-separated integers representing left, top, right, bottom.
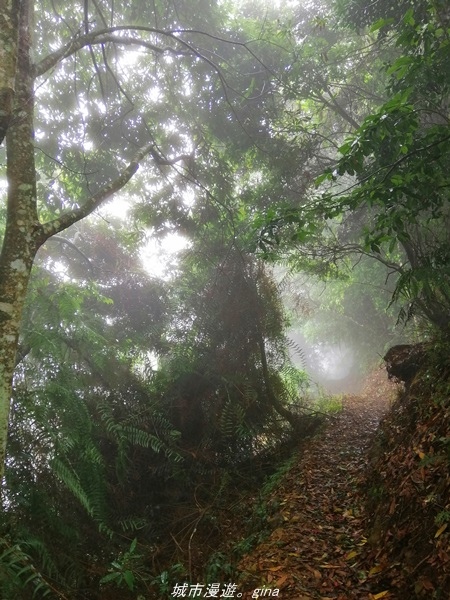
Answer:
364, 342, 450, 599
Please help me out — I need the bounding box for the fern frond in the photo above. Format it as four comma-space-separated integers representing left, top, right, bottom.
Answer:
285, 337, 307, 366
19, 538, 59, 583
118, 516, 149, 532
0, 538, 54, 598
52, 458, 94, 518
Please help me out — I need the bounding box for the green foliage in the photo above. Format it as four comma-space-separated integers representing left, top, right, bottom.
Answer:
435, 511, 450, 526
334, 0, 421, 32
257, 0, 450, 332
100, 538, 143, 592
2, 220, 188, 595
0, 538, 53, 598
6, 0, 448, 597
198, 452, 300, 585
205, 552, 235, 582
279, 364, 310, 403
3, 156, 303, 595
147, 209, 300, 461
149, 563, 186, 598
320, 0, 450, 329
260, 454, 297, 497
311, 390, 344, 415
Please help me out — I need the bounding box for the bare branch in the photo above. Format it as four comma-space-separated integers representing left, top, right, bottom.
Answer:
149, 144, 192, 166
34, 25, 260, 102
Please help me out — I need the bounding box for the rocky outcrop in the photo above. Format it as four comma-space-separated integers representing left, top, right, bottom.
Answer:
383, 343, 427, 385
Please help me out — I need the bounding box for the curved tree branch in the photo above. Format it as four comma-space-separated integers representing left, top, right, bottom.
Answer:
47, 236, 95, 274
39, 142, 154, 241
34, 26, 202, 78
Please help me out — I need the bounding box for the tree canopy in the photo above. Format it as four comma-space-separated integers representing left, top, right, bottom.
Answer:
258, 0, 450, 331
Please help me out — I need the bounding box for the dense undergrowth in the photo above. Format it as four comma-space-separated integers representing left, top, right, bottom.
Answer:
3, 342, 448, 600
92, 342, 450, 600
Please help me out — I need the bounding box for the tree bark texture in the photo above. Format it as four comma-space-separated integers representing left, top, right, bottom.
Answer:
0, 0, 40, 487
0, 0, 20, 144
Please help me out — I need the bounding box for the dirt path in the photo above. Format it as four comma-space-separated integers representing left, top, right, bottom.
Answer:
237, 371, 399, 600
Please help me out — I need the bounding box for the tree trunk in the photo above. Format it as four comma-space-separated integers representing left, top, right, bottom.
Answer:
0, 0, 20, 144
0, 0, 41, 487
257, 336, 299, 429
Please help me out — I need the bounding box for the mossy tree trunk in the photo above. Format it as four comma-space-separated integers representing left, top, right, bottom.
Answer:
0, 0, 20, 144
0, 0, 40, 487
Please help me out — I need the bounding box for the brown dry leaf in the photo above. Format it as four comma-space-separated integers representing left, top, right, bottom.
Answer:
275, 573, 290, 587
414, 447, 425, 460
388, 498, 396, 514
420, 578, 435, 591
305, 564, 322, 579
234, 375, 435, 600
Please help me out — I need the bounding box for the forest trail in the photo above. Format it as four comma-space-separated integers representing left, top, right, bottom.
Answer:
237, 371, 399, 600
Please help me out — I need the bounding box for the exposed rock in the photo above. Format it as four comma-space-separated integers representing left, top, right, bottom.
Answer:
383, 343, 427, 385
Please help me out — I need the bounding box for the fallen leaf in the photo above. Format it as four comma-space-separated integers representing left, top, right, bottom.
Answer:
275, 573, 290, 586
420, 578, 435, 591
305, 564, 322, 579
414, 447, 425, 460
357, 537, 368, 546
369, 564, 384, 576
435, 524, 447, 538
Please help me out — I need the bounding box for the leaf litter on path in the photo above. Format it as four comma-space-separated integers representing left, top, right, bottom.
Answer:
238, 370, 399, 599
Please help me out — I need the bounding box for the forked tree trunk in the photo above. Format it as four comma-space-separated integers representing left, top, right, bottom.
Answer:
0, 0, 153, 486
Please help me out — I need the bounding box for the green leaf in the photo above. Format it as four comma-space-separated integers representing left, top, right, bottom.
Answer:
403, 8, 415, 26
370, 17, 394, 32
314, 171, 332, 187
123, 570, 135, 591
100, 572, 121, 584
386, 56, 414, 78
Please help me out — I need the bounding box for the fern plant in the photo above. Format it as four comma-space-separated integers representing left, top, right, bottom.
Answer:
0, 538, 55, 599
3, 245, 185, 597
